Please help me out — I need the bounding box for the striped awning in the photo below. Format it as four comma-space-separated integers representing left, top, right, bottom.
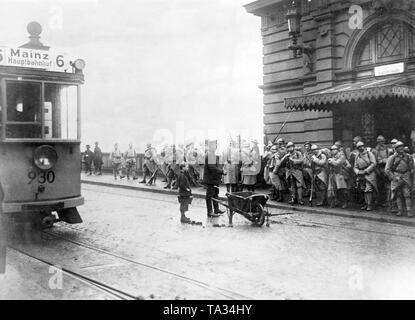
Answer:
285, 76, 415, 111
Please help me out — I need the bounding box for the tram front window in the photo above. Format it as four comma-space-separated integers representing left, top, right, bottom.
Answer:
6, 82, 42, 138
44, 84, 78, 139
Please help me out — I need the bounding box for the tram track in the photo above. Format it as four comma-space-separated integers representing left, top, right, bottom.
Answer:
42, 230, 255, 300
9, 246, 137, 300
8, 226, 255, 300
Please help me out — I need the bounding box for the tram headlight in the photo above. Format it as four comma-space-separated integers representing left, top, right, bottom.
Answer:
33, 145, 58, 170
72, 59, 86, 71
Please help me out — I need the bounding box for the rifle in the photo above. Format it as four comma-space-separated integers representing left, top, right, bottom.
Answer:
309, 167, 315, 206
272, 112, 293, 144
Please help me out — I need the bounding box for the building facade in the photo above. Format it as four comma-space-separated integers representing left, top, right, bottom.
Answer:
245, 0, 415, 148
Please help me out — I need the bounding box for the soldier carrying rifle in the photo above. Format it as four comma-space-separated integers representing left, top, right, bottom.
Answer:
327, 144, 351, 208
283, 142, 305, 205
385, 141, 414, 217
354, 141, 377, 211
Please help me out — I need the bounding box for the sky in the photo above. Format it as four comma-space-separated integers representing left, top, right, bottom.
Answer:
0, 0, 263, 153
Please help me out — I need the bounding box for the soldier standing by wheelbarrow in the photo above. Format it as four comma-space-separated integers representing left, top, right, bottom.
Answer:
203, 140, 225, 218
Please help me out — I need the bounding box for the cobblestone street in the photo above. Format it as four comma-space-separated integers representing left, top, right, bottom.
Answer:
1, 183, 415, 299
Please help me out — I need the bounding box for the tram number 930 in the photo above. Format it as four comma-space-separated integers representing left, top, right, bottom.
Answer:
28, 171, 55, 184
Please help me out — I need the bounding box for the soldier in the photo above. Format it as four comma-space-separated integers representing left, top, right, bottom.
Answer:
140, 143, 157, 185
110, 143, 124, 180
310, 145, 329, 206
93, 141, 103, 175
176, 163, 194, 223
349, 136, 362, 168
372, 135, 391, 207
263, 142, 274, 187
390, 139, 398, 155
203, 140, 225, 217
124, 143, 138, 180
276, 138, 285, 148
385, 141, 414, 217
163, 145, 176, 189
184, 144, 201, 187
388, 138, 399, 212
265, 145, 278, 199
354, 141, 377, 211
83, 144, 94, 175
302, 142, 313, 197
159, 145, 169, 183
240, 141, 260, 192
283, 142, 305, 205
349, 136, 363, 204
327, 145, 351, 208
223, 141, 239, 193
270, 146, 287, 202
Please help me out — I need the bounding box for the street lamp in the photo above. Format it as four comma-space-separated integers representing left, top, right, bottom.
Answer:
286, 0, 314, 64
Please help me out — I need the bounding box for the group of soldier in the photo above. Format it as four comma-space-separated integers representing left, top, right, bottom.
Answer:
263, 136, 414, 217
102, 135, 414, 218
83, 141, 103, 175
108, 139, 263, 191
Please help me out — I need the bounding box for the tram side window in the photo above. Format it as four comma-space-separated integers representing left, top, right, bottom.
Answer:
6, 82, 42, 138
44, 84, 78, 139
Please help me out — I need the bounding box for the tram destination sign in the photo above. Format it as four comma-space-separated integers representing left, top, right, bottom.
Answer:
0, 46, 72, 73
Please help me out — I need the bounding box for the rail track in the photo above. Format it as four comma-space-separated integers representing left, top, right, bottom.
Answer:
9, 229, 254, 300
9, 246, 137, 300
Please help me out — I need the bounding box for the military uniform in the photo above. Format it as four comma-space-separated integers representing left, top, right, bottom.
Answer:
241, 142, 260, 192
110, 146, 124, 180
124, 146, 137, 180
354, 144, 377, 211
327, 148, 351, 208
141, 145, 157, 185
372, 143, 391, 206
203, 143, 225, 217
223, 145, 239, 193
177, 168, 193, 223
385, 145, 414, 217
311, 147, 329, 206
163, 145, 176, 189
284, 143, 305, 205
263, 149, 273, 186
270, 148, 287, 202
302, 149, 313, 196
93, 143, 103, 175
83, 146, 94, 175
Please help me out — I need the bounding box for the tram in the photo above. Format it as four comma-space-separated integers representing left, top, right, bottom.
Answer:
0, 22, 86, 228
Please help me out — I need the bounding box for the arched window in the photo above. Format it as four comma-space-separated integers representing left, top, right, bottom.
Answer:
356, 21, 415, 67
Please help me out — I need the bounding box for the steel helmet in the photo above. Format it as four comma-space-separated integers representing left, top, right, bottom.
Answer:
376, 135, 385, 143
395, 141, 404, 148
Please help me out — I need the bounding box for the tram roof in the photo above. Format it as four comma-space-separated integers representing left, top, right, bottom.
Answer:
0, 65, 85, 84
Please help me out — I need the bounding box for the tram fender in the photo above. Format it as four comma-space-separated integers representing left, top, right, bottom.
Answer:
57, 207, 83, 224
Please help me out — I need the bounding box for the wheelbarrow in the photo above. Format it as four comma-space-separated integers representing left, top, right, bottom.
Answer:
212, 192, 270, 227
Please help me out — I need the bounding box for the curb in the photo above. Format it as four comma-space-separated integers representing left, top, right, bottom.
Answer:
81, 179, 415, 228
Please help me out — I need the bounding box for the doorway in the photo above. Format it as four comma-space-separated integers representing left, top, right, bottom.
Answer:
333, 97, 415, 148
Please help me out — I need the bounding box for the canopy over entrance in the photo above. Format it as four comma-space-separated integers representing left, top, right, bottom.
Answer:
285, 75, 415, 111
